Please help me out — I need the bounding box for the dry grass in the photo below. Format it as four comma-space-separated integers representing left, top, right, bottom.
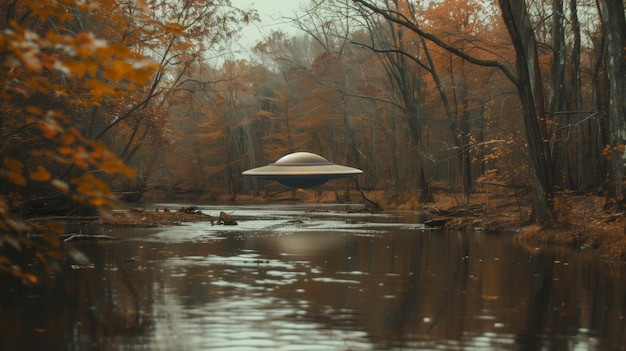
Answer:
514, 194, 626, 261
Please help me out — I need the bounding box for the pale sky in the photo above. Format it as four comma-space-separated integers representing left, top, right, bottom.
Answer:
231, 0, 308, 52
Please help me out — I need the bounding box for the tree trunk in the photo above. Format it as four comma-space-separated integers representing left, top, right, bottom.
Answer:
598, 0, 626, 209
592, 16, 610, 192
499, 0, 556, 225
452, 48, 473, 203
381, 21, 433, 202
549, 0, 568, 188
569, 0, 586, 189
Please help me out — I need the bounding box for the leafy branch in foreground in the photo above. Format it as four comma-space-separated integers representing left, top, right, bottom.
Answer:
0, 0, 155, 284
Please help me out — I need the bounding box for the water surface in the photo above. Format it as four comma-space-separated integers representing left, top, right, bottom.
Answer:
1, 203, 625, 350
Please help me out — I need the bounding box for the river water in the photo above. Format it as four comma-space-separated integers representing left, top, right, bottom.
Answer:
1, 203, 625, 350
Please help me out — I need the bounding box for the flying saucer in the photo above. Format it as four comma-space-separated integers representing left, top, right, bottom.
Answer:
242, 152, 363, 189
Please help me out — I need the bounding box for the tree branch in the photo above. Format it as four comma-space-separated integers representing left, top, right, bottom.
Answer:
351, 0, 518, 84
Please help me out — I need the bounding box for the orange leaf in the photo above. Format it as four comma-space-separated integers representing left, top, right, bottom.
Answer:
23, 273, 38, 285
60, 133, 75, 145
2, 158, 26, 186
3, 157, 23, 172
29, 166, 51, 182
102, 61, 131, 81
165, 22, 186, 35
84, 78, 118, 101
25, 106, 43, 115
58, 146, 74, 155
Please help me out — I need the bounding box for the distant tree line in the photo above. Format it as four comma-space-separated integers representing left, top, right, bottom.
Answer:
157, 0, 625, 226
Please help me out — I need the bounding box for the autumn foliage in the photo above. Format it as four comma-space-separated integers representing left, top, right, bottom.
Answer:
0, 0, 255, 283
0, 0, 149, 282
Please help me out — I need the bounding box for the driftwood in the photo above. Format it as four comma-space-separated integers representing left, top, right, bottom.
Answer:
425, 204, 483, 217
217, 211, 237, 225
155, 208, 238, 226
424, 217, 452, 228
64, 234, 120, 242
424, 204, 484, 228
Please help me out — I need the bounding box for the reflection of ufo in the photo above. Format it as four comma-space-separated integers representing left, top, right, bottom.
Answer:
242, 152, 363, 189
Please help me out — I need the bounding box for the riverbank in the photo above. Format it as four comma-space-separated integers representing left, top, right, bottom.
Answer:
514, 196, 626, 262
278, 189, 626, 261
105, 190, 626, 261
429, 192, 626, 262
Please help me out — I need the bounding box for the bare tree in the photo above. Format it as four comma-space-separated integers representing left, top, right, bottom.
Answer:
597, 0, 626, 209
351, 0, 556, 223
498, 0, 556, 224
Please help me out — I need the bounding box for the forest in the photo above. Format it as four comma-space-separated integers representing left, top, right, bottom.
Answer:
0, 0, 625, 281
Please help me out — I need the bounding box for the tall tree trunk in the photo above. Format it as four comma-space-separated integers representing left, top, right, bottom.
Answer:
592, 17, 610, 192
381, 21, 433, 202
597, 0, 626, 208
549, 0, 568, 188
569, 0, 586, 189
499, 0, 556, 225
450, 46, 473, 203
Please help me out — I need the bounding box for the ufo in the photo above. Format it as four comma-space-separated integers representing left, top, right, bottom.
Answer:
242, 152, 363, 189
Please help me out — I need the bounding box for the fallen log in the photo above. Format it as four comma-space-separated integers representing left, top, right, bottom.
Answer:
64, 234, 120, 242
424, 217, 452, 228
425, 204, 483, 217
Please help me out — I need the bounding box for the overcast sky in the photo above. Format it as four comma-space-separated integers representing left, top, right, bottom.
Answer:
230, 0, 308, 52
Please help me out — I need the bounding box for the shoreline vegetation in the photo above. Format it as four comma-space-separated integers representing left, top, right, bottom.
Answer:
60, 188, 626, 262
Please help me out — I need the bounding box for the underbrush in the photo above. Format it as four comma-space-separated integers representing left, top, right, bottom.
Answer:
514, 194, 626, 261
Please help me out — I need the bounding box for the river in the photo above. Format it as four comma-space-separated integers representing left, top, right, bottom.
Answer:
1, 203, 625, 350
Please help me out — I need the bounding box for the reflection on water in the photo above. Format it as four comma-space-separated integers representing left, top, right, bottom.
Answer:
1, 204, 625, 350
